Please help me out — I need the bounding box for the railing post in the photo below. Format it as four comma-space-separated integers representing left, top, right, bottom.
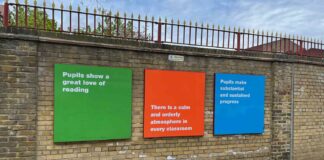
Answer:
300, 40, 303, 56
157, 22, 162, 45
3, 1, 9, 28
34, 1, 36, 29
237, 32, 241, 52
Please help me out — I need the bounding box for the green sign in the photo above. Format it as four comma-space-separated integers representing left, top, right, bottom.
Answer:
54, 64, 132, 142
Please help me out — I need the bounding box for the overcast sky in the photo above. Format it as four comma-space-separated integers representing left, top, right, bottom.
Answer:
2, 0, 324, 41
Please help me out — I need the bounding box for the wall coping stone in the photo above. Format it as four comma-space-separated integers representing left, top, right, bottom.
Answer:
1, 27, 323, 66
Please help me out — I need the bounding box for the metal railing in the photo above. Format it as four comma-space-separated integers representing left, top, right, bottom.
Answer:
2, 1, 324, 58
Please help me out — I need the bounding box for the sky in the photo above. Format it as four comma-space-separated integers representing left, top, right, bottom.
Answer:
2, 0, 324, 41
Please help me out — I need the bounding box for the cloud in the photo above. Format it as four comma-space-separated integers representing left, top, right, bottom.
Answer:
221, 0, 324, 40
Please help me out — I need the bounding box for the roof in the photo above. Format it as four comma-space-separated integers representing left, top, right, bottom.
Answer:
246, 38, 323, 57
304, 48, 324, 57
246, 38, 302, 53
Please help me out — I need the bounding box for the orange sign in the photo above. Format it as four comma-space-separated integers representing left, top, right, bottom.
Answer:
144, 69, 205, 138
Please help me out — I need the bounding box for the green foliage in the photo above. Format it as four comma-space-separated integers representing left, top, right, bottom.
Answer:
7, 1, 149, 40
74, 14, 150, 40
102, 16, 136, 37
9, 5, 58, 30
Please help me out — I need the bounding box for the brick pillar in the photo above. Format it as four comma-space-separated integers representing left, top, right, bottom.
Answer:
0, 39, 38, 159
271, 62, 293, 159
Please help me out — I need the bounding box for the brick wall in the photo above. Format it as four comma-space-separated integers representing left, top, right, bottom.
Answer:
293, 64, 324, 160
0, 30, 324, 159
271, 62, 292, 159
0, 38, 37, 160
35, 42, 273, 160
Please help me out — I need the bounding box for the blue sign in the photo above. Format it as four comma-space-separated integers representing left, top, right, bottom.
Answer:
214, 73, 265, 135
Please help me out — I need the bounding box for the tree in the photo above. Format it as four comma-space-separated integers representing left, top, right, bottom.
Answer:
7, 1, 149, 40
9, 5, 57, 30
71, 12, 150, 40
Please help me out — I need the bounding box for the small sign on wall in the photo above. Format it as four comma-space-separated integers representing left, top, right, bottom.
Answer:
144, 69, 205, 138
168, 55, 184, 62
54, 64, 132, 142
214, 73, 265, 135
